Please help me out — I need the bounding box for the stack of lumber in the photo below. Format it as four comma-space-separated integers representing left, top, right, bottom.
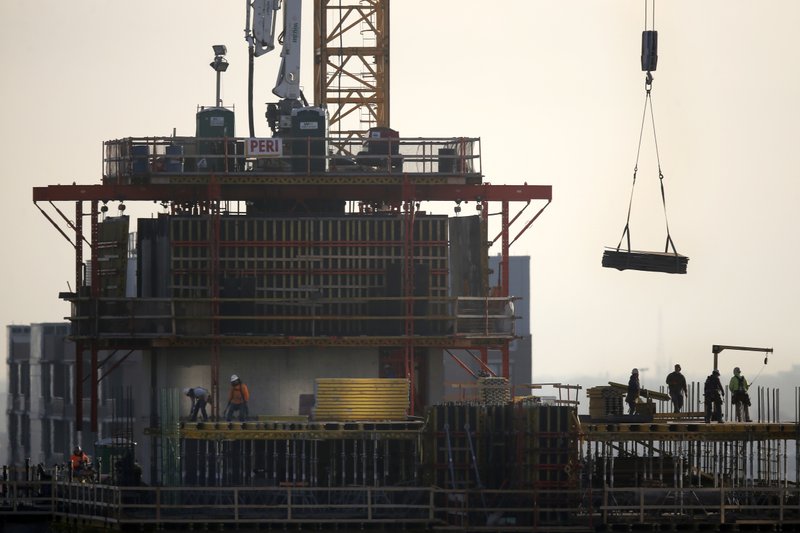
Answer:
313, 378, 409, 421
602, 248, 688, 274
586, 386, 624, 418
607, 381, 670, 401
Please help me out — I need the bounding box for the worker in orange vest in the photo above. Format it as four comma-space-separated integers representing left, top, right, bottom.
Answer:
70, 446, 90, 474
226, 374, 250, 421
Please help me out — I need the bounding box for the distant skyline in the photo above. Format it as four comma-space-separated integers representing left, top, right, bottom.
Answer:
1, 1, 800, 395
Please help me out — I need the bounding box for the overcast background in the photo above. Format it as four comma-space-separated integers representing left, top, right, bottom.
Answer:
2, 1, 799, 453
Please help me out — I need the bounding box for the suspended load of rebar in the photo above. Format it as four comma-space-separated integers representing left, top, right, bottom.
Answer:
603, 0, 688, 274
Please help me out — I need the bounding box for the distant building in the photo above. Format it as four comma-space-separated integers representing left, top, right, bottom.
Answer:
5, 323, 145, 470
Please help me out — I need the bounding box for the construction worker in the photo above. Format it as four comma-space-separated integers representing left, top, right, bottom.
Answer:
703, 370, 724, 423
729, 367, 752, 422
184, 386, 211, 421
626, 368, 640, 415
226, 374, 250, 422
70, 446, 91, 475
665, 364, 688, 413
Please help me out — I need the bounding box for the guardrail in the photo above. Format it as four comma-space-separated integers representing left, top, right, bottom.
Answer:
66, 295, 517, 340
1, 481, 434, 527
103, 136, 481, 183
3, 481, 798, 529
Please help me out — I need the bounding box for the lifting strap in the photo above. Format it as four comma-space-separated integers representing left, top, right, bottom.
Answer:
615, 83, 678, 256
615, 0, 679, 257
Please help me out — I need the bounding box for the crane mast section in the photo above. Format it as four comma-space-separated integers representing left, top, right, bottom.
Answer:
314, 0, 389, 139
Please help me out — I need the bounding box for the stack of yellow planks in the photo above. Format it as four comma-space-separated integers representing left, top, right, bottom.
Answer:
312, 378, 409, 421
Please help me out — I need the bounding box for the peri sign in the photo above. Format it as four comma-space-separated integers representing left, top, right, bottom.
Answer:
246, 137, 283, 157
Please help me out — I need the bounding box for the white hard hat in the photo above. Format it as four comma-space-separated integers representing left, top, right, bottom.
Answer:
230, 374, 239, 383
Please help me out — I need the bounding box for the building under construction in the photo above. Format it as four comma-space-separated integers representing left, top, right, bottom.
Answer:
5, 1, 800, 531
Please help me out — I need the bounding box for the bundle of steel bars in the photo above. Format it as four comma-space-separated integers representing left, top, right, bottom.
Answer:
602, 248, 688, 274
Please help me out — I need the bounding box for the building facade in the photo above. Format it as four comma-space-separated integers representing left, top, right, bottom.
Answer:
6, 323, 144, 470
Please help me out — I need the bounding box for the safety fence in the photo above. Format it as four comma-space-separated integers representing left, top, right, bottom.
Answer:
102, 136, 481, 183
2, 481, 799, 530
66, 295, 517, 341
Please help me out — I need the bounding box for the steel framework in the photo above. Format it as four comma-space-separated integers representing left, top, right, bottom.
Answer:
314, 0, 389, 140
33, 166, 551, 432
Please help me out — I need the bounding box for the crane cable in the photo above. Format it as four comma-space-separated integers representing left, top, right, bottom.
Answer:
748, 354, 769, 387
615, 0, 679, 257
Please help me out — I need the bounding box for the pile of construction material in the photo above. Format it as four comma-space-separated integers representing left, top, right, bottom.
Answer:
312, 378, 409, 421
602, 248, 688, 274
478, 376, 511, 405
586, 386, 624, 418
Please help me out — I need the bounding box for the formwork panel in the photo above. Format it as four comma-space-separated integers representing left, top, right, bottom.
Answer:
424, 404, 578, 493
96, 215, 130, 297
164, 215, 450, 336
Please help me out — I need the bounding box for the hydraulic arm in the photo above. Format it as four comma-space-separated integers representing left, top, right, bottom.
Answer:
246, 0, 302, 100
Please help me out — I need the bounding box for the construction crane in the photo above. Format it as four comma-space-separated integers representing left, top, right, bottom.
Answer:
245, 0, 390, 143
313, 0, 390, 141
712, 344, 773, 373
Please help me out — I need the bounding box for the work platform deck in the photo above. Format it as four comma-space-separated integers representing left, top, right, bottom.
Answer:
177, 418, 425, 440
582, 420, 800, 441
171, 417, 800, 443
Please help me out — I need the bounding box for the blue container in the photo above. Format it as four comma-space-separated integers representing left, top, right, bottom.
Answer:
165, 145, 184, 173
131, 145, 149, 176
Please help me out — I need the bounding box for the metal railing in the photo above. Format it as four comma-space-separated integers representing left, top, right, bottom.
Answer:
1, 481, 434, 527
102, 135, 482, 183
3, 481, 799, 529
66, 295, 517, 340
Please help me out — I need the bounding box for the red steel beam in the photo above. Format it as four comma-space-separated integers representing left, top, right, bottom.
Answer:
33, 182, 551, 204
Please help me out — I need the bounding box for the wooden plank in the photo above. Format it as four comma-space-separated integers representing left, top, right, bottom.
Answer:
313, 378, 410, 421
608, 381, 670, 401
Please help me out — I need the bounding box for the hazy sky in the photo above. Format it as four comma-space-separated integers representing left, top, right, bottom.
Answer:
1, 1, 799, 392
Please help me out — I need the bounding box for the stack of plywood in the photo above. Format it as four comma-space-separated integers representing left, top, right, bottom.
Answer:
312, 378, 409, 421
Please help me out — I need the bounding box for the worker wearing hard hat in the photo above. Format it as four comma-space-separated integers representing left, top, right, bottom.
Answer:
729, 367, 752, 422
184, 386, 211, 422
226, 374, 250, 422
70, 445, 91, 474
626, 368, 640, 415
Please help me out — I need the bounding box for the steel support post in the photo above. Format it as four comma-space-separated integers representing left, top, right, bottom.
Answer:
501, 201, 510, 378
74, 201, 83, 428
90, 201, 100, 433
209, 180, 221, 418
